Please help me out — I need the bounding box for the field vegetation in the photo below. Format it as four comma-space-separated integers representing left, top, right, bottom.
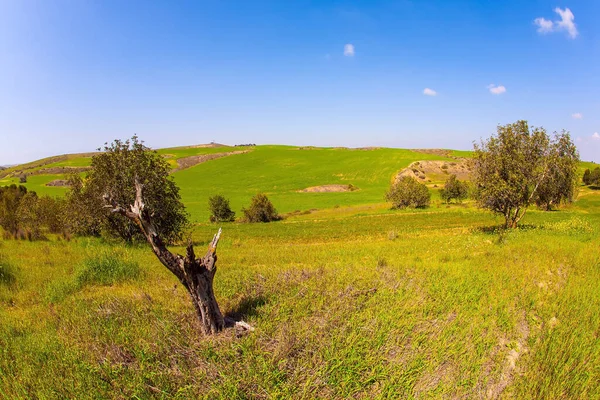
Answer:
1, 130, 599, 398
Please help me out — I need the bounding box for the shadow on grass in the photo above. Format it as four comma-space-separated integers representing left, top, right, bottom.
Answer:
476, 224, 540, 235
589, 185, 600, 191
225, 294, 268, 322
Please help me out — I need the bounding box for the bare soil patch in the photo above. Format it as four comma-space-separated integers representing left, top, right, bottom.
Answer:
395, 159, 473, 183
46, 179, 70, 187
299, 184, 358, 193
173, 150, 250, 172
412, 149, 453, 157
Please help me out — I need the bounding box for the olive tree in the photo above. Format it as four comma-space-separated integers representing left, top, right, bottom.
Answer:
97, 137, 251, 335
534, 131, 579, 210
474, 121, 579, 228
86, 136, 188, 243
439, 174, 469, 203
386, 176, 430, 209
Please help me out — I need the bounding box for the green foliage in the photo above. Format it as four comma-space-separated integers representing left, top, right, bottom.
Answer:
75, 251, 141, 286
208, 194, 236, 222
16, 192, 43, 240
242, 193, 281, 222
439, 174, 469, 203
583, 169, 591, 185
583, 167, 600, 186
64, 174, 103, 237
37, 195, 69, 234
79, 136, 189, 243
0, 184, 71, 239
386, 176, 430, 209
0, 184, 28, 236
534, 131, 580, 210
474, 121, 579, 228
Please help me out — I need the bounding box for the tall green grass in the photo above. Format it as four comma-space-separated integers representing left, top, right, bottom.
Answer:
45, 250, 142, 303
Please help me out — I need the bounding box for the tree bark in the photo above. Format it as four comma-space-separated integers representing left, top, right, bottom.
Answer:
103, 179, 247, 335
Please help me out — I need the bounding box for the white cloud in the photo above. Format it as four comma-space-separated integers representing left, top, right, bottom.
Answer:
343, 44, 355, 57
487, 84, 506, 95
572, 113, 583, 119
555, 7, 578, 38
534, 8, 578, 39
423, 88, 437, 96
534, 17, 554, 33
593, 132, 600, 140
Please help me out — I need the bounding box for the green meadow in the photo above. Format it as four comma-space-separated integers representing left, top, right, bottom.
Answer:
1, 145, 599, 398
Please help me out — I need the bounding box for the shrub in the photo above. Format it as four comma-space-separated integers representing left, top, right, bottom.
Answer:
584, 167, 600, 186
242, 194, 280, 222
19, 174, 27, 184
76, 251, 141, 286
208, 195, 236, 222
583, 169, 591, 185
440, 175, 469, 203
0, 185, 28, 236
386, 177, 431, 209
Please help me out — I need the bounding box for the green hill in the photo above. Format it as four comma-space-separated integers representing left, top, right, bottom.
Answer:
1, 144, 466, 221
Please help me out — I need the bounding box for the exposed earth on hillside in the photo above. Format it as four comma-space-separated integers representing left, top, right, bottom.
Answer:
299, 184, 359, 193
172, 150, 251, 172
46, 179, 70, 187
395, 159, 473, 183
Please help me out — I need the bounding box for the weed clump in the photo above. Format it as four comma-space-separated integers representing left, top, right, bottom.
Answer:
0, 255, 17, 287
76, 251, 141, 286
45, 250, 142, 303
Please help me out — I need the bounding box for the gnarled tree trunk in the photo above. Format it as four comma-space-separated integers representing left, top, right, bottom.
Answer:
103, 180, 250, 335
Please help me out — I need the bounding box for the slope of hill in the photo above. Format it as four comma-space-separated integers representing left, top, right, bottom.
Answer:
0, 144, 463, 221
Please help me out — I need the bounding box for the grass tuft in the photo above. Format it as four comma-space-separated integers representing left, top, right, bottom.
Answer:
0, 254, 17, 288
75, 250, 141, 286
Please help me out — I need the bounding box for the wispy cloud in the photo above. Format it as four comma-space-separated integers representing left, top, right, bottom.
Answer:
487, 84, 506, 95
534, 8, 578, 39
344, 44, 355, 57
423, 88, 437, 96
593, 132, 600, 140
572, 113, 583, 119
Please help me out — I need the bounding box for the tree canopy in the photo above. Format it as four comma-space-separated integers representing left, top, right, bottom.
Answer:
79, 136, 188, 243
474, 120, 579, 228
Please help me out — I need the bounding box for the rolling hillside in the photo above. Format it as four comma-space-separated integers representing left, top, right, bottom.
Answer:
1, 144, 470, 221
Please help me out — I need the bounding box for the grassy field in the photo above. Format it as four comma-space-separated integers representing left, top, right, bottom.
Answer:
173, 145, 455, 222
1, 146, 599, 398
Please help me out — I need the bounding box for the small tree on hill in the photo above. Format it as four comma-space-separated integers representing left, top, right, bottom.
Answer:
208, 195, 236, 222
440, 174, 469, 203
386, 176, 430, 209
583, 169, 591, 185
474, 121, 579, 228
242, 194, 280, 222
585, 167, 600, 186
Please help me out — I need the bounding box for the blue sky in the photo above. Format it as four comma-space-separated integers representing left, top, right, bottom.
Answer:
1, 0, 599, 164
